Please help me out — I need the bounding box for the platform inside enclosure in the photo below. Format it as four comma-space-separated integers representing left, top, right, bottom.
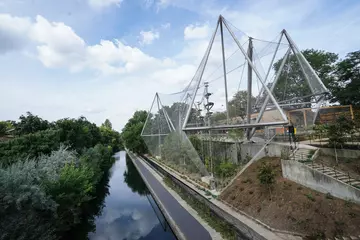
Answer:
126, 152, 212, 240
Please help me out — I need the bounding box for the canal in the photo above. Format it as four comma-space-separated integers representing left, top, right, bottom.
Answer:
67, 151, 176, 240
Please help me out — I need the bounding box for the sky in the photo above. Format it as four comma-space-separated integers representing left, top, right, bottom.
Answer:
1, 0, 360, 131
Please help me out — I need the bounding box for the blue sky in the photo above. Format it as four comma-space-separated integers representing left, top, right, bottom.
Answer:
1, 0, 360, 130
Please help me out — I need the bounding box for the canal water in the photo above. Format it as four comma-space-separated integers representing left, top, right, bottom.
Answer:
85, 151, 176, 240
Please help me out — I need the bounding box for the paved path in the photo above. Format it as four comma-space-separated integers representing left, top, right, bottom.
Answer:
128, 152, 212, 240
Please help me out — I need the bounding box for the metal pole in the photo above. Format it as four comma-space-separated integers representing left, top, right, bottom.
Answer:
158, 95, 176, 131
222, 18, 288, 123
283, 30, 315, 94
246, 37, 253, 140
254, 32, 284, 108
219, 17, 230, 124
141, 93, 158, 136
156, 94, 162, 156
250, 48, 291, 138
283, 29, 329, 94
182, 18, 220, 130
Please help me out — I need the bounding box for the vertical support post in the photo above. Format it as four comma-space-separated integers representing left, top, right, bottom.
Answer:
246, 37, 253, 140
219, 16, 230, 124
222, 18, 288, 123
303, 109, 307, 128
182, 18, 220, 130
156, 94, 162, 157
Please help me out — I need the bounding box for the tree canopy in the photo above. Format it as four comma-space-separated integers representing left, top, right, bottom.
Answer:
121, 110, 148, 154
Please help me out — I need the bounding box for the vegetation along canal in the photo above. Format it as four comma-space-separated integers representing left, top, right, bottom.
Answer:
69, 151, 176, 240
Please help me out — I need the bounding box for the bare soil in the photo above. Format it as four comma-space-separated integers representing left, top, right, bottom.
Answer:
220, 157, 360, 238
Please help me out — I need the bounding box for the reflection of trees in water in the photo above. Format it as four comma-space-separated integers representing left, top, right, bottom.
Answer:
61, 171, 111, 240
124, 154, 149, 196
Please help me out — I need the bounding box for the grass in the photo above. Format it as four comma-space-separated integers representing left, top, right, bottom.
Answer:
325, 193, 334, 200
305, 193, 316, 202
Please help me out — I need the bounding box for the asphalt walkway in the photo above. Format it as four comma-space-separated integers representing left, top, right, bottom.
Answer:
128, 152, 212, 240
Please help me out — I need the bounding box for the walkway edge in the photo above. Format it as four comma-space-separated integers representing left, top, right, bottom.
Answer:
127, 151, 186, 240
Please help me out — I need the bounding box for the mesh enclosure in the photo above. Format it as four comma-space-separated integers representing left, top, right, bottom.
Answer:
141, 17, 330, 190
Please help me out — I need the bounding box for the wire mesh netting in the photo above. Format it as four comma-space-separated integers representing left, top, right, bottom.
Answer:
141, 17, 331, 190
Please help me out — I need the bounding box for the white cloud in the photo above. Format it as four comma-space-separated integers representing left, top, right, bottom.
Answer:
88, 0, 122, 9
30, 15, 87, 70
138, 30, 160, 45
184, 23, 210, 40
161, 22, 171, 29
0, 14, 31, 53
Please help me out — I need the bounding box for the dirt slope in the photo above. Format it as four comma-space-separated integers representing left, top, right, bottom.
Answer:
220, 157, 360, 239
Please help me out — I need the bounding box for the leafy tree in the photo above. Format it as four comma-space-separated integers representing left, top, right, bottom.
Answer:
327, 115, 355, 148
15, 112, 51, 135
257, 162, 276, 198
333, 50, 360, 106
55, 116, 102, 154
100, 119, 123, 153
272, 49, 338, 106
101, 119, 112, 129
228, 90, 256, 119
122, 111, 148, 154
0, 121, 8, 137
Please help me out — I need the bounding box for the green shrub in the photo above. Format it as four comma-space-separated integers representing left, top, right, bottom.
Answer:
0, 129, 61, 166
0, 145, 114, 239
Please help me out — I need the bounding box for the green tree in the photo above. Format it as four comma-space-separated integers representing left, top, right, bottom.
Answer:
257, 162, 276, 198
55, 116, 102, 154
272, 49, 338, 106
0, 121, 8, 137
15, 112, 51, 135
228, 90, 256, 119
333, 50, 360, 106
327, 115, 355, 148
100, 119, 123, 153
122, 111, 148, 154
101, 119, 112, 129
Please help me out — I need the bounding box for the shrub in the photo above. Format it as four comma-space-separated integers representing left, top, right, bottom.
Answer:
0, 129, 61, 166
0, 145, 114, 239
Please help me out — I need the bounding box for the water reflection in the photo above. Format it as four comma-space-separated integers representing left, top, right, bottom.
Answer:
88, 151, 176, 240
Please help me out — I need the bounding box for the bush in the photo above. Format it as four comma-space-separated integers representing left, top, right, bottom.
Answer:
0, 129, 61, 166
0, 145, 114, 239
257, 162, 276, 193
217, 161, 237, 178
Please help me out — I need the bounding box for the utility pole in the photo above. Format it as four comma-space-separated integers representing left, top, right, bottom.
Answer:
246, 37, 253, 140
219, 16, 229, 124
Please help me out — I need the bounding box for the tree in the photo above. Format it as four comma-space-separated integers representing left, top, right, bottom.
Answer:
15, 112, 51, 135
228, 90, 256, 119
333, 50, 360, 106
101, 119, 112, 130
122, 111, 148, 154
272, 49, 338, 106
327, 115, 355, 148
257, 162, 276, 198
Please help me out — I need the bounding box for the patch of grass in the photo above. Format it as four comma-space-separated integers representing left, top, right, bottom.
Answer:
334, 220, 345, 236
345, 200, 353, 208
305, 231, 325, 240
349, 212, 356, 218
241, 178, 253, 184
325, 193, 334, 200
305, 193, 316, 202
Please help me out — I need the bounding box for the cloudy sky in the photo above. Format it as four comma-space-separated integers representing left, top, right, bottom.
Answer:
1, 0, 360, 131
